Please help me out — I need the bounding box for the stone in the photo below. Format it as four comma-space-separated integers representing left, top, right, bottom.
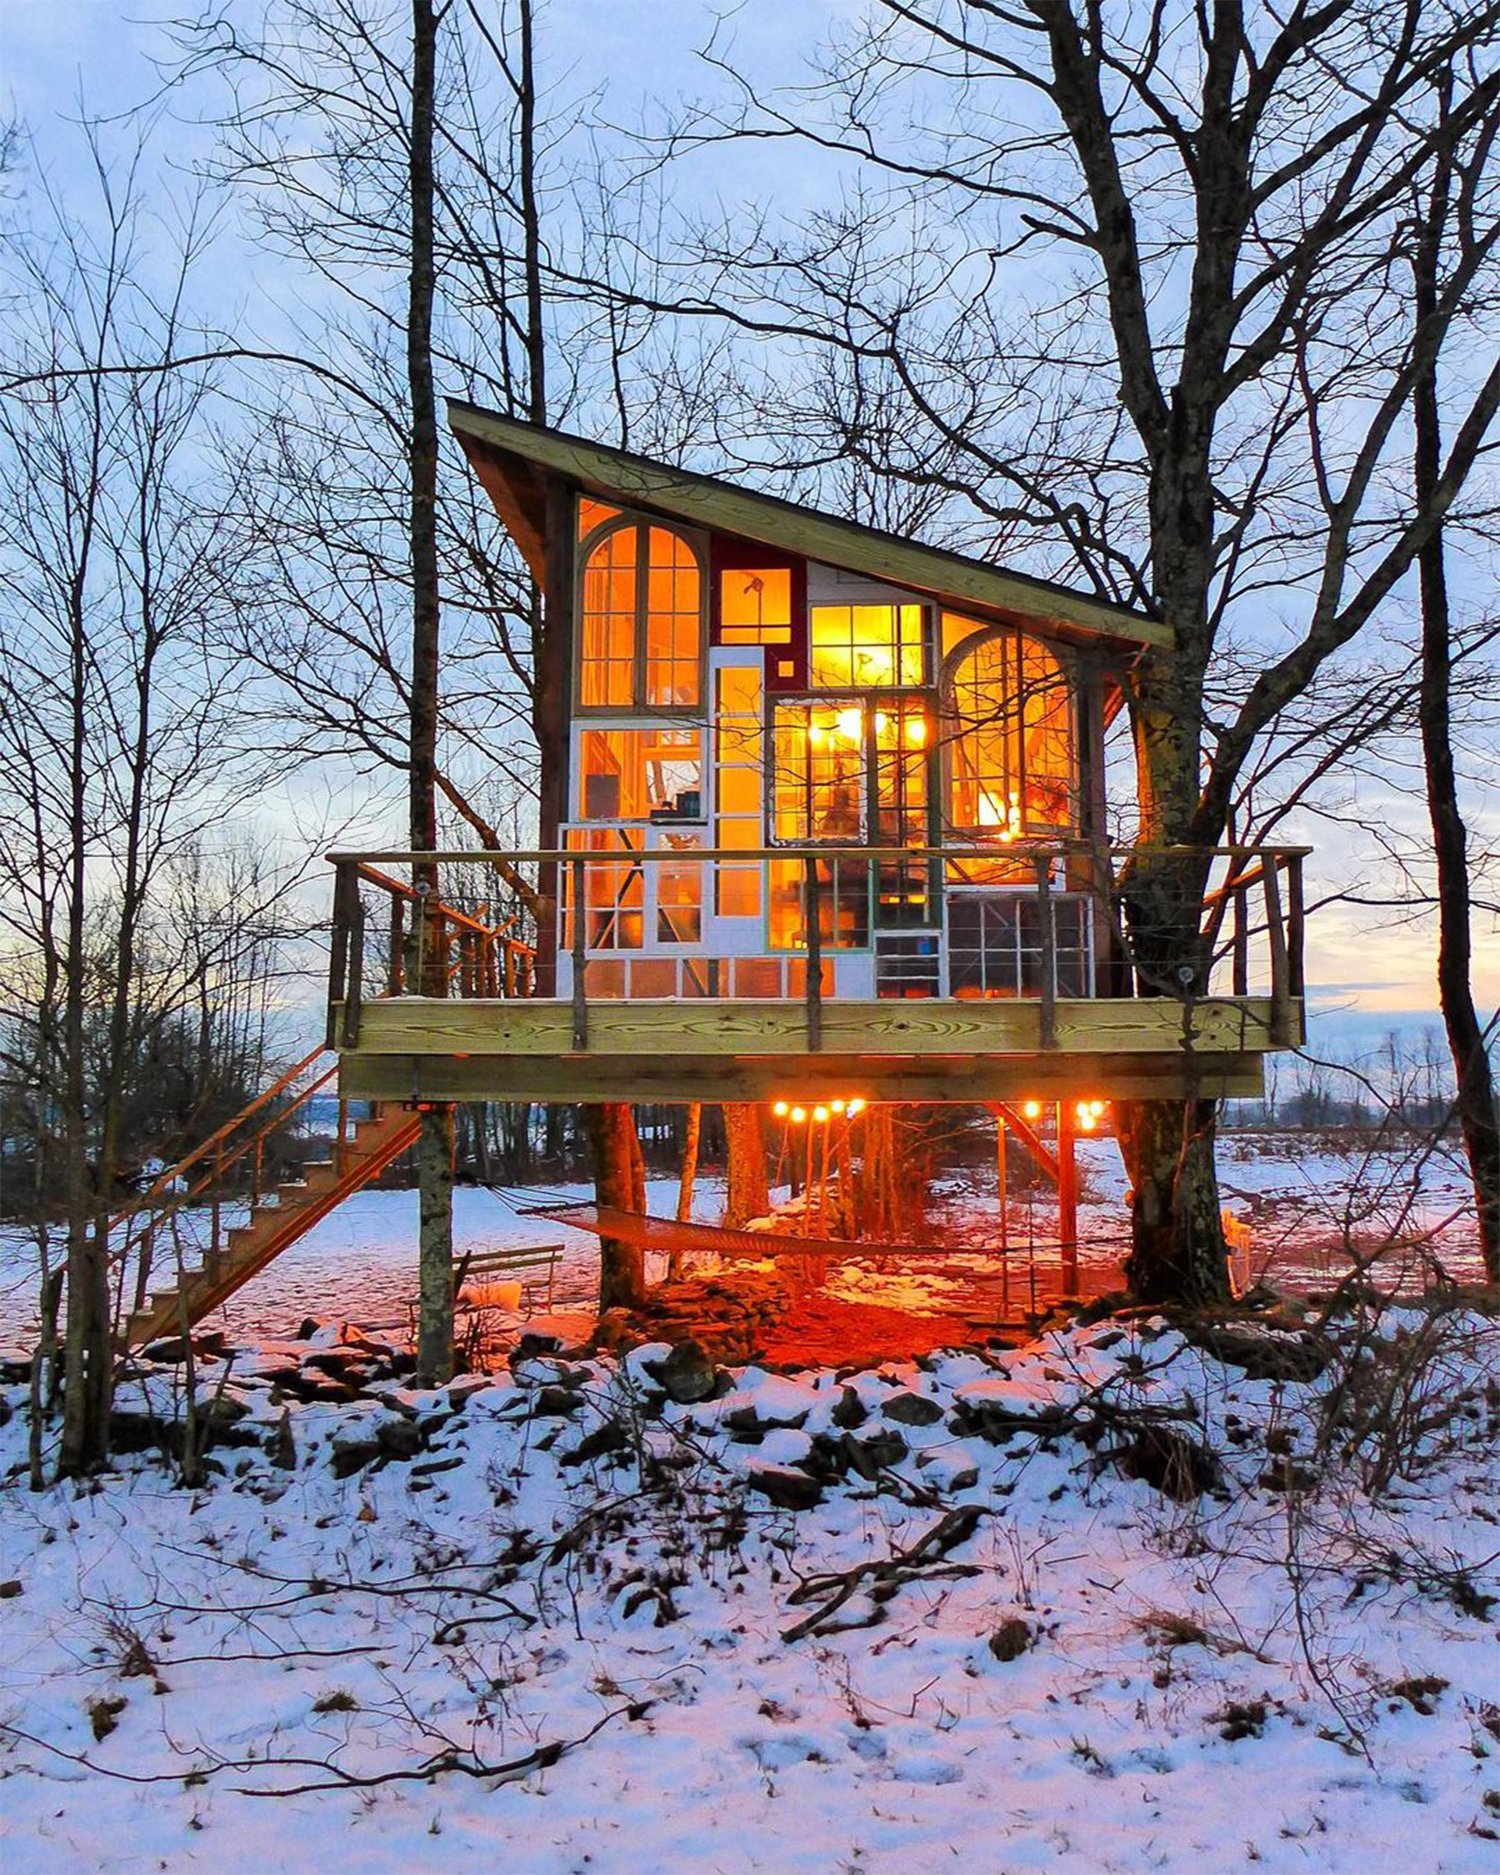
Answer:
650, 1339, 719, 1405
988, 1618, 1034, 1662
746, 1464, 824, 1511
374, 1416, 423, 1460
198, 1392, 250, 1427
296, 1317, 322, 1340
446, 1375, 493, 1407
831, 1386, 868, 1429
329, 1434, 382, 1479
267, 1410, 296, 1471
515, 1329, 564, 1360
841, 1427, 909, 1479
0, 1579, 21, 1598
881, 1391, 944, 1427
533, 1385, 583, 1418
560, 1419, 630, 1466
1115, 1426, 1223, 1501
1185, 1319, 1330, 1382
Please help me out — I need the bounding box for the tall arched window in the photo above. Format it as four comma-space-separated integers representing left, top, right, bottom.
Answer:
577, 519, 703, 710
943, 619, 1075, 836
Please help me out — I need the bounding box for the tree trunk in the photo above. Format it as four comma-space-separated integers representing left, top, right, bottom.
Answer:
587, 1103, 646, 1309
407, 0, 454, 1380
1412, 112, 1500, 1286
1115, 733, 1232, 1305
723, 1102, 769, 1227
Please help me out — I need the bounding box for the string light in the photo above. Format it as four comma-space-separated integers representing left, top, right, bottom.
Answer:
1022, 1100, 1042, 1120
771, 1096, 868, 1123
772, 1100, 789, 1117
812, 1105, 830, 1124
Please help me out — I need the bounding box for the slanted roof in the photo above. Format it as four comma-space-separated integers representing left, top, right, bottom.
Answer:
448, 400, 1170, 654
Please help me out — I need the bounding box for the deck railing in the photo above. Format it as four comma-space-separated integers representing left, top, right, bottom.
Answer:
326, 842, 1308, 1057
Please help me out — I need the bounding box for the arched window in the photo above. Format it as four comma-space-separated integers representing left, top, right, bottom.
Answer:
943, 620, 1075, 836
577, 520, 702, 711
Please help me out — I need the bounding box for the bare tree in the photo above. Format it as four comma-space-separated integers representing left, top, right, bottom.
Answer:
645, 0, 1500, 1301
0, 124, 280, 1470
1410, 76, 1500, 1285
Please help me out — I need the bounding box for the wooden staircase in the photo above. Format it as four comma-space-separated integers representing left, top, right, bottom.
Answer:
114, 1046, 422, 1351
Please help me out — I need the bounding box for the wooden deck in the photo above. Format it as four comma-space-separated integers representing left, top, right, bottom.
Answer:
334, 994, 1288, 1103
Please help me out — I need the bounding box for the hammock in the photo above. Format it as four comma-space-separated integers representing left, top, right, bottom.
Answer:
514, 1200, 953, 1262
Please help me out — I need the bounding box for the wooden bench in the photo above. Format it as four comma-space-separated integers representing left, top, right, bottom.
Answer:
454, 1243, 563, 1313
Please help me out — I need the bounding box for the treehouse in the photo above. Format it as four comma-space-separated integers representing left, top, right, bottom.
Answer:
328, 405, 1307, 1113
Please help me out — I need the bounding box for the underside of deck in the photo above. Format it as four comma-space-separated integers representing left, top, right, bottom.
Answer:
335, 995, 1291, 1103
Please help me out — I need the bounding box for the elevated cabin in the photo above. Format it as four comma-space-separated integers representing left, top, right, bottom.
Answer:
329, 407, 1306, 1109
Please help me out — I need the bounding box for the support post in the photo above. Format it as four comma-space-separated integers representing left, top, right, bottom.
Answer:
1057, 1098, 1079, 1294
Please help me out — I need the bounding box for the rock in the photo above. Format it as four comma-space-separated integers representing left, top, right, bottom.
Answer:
329, 1434, 382, 1479
1184, 1319, 1330, 1382
374, 1416, 423, 1460
142, 1332, 227, 1365
881, 1390, 944, 1427
515, 1329, 563, 1360
746, 1464, 824, 1511
533, 1385, 583, 1418
988, 1618, 1034, 1662
296, 1317, 322, 1340
832, 1386, 868, 1429
1115, 1425, 1223, 1501
447, 1376, 493, 1408
303, 1349, 365, 1377
0, 1578, 21, 1598
841, 1427, 909, 1479
410, 1454, 463, 1479
198, 1392, 250, 1427
560, 1419, 630, 1466
650, 1340, 719, 1405
267, 1410, 296, 1471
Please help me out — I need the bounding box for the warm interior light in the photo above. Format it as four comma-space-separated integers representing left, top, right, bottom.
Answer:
835, 706, 864, 743
847, 1097, 866, 1115
831, 1099, 846, 1114
905, 716, 927, 746
772, 1100, 789, 1117
790, 1106, 807, 1125
1022, 1099, 1042, 1120
812, 1105, 830, 1124
873, 711, 889, 735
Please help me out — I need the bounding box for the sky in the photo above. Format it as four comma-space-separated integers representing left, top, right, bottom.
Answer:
3, 0, 1496, 1034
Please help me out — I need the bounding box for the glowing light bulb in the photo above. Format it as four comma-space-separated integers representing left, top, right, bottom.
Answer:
847, 1097, 866, 1115
835, 707, 863, 743
874, 712, 889, 735
772, 1100, 789, 1117
1022, 1100, 1042, 1120
831, 1099, 846, 1114
813, 1105, 830, 1124
790, 1106, 807, 1125
905, 716, 927, 746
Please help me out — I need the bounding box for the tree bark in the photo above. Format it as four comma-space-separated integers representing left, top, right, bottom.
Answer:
1412, 102, 1500, 1286
407, 0, 453, 1382
723, 1102, 770, 1227
586, 1103, 646, 1309
668, 1101, 702, 1280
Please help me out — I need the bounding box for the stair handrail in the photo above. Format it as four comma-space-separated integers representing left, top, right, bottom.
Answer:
110, 1044, 336, 1236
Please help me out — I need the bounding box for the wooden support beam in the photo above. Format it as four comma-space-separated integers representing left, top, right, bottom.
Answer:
988, 1102, 1059, 1184
338, 1048, 1266, 1106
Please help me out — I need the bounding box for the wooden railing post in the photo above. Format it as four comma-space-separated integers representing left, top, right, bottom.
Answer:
804, 855, 824, 1052
327, 860, 355, 1050
1035, 853, 1057, 1048
1262, 858, 1291, 1046
1231, 878, 1249, 998
388, 895, 405, 995
341, 889, 365, 1048
570, 853, 588, 1049
1286, 853, 1305, 1004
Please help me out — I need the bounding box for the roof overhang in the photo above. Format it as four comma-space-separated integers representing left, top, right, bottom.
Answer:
448, 400, 1171, 655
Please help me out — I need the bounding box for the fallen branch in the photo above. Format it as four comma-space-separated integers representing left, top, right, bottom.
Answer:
782, 1504, 984, 1642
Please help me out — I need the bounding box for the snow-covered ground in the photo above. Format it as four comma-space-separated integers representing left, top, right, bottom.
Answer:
2, 1308, 1496, 1872
0, 1131, 1483, 1357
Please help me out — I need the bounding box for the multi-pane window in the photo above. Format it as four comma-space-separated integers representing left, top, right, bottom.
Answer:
577, 727, 701, 822
944, 618, 1075, 837
809, 603, 926, 688
719, 568, 793, 646
577, 520, 702, 710
947, 894, 1092, 998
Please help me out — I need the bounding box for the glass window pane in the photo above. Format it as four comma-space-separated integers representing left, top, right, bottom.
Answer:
809, 603, 925, 689
579, 528, 637, 707
578, 728, 702, 821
